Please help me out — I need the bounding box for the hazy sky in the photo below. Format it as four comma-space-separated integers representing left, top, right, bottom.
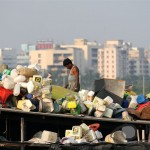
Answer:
0, 0, 150, 50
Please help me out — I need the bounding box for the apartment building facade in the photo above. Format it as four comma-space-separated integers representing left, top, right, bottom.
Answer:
17, 53, 29, 67
98, 40, 150, 79
144, 49, 150, 76
29, 45, 84, 76
61, 38, 101, 75
21, 44, 36, 55
0, 48, 17, 69
127, 47, 148, 76
98, 40, 130, 79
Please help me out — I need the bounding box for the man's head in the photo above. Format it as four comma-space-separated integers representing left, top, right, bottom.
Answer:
63, 58, 73, 69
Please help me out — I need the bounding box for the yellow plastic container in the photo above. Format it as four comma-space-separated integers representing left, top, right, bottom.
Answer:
51, 85, 77, 100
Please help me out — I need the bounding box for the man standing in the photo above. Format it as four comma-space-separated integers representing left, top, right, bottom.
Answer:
63, 58, 80, 92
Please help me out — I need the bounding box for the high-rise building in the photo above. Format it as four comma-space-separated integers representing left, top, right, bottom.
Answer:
17, 54, 30, 67
61, 38, 101, 75
0, 48, 17, 69
98, 40, 130, 79
144, 48, 150, 76
29, 46, 84, 76
127, 47, 147, 76
21, 44, 36, 55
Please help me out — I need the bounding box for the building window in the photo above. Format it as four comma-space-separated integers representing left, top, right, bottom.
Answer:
92, 54, 97, 57
92, 48, 98, 57
64, 54, 71, 58
38, 54, 41, 58
38, 59, 41, 63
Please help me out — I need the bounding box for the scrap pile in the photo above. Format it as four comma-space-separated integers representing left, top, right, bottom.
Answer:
1, 63, 149, 145
27, 122, 128, 144
0, 63, 149, 121
123, 85, 150, 120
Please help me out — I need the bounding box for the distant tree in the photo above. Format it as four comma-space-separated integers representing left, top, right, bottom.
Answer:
50, 70, 67, 86
80, 70, 101, 90
122, 75, 150, 95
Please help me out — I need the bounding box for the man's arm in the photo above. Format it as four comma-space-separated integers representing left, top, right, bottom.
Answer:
73, 66, 80, 92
